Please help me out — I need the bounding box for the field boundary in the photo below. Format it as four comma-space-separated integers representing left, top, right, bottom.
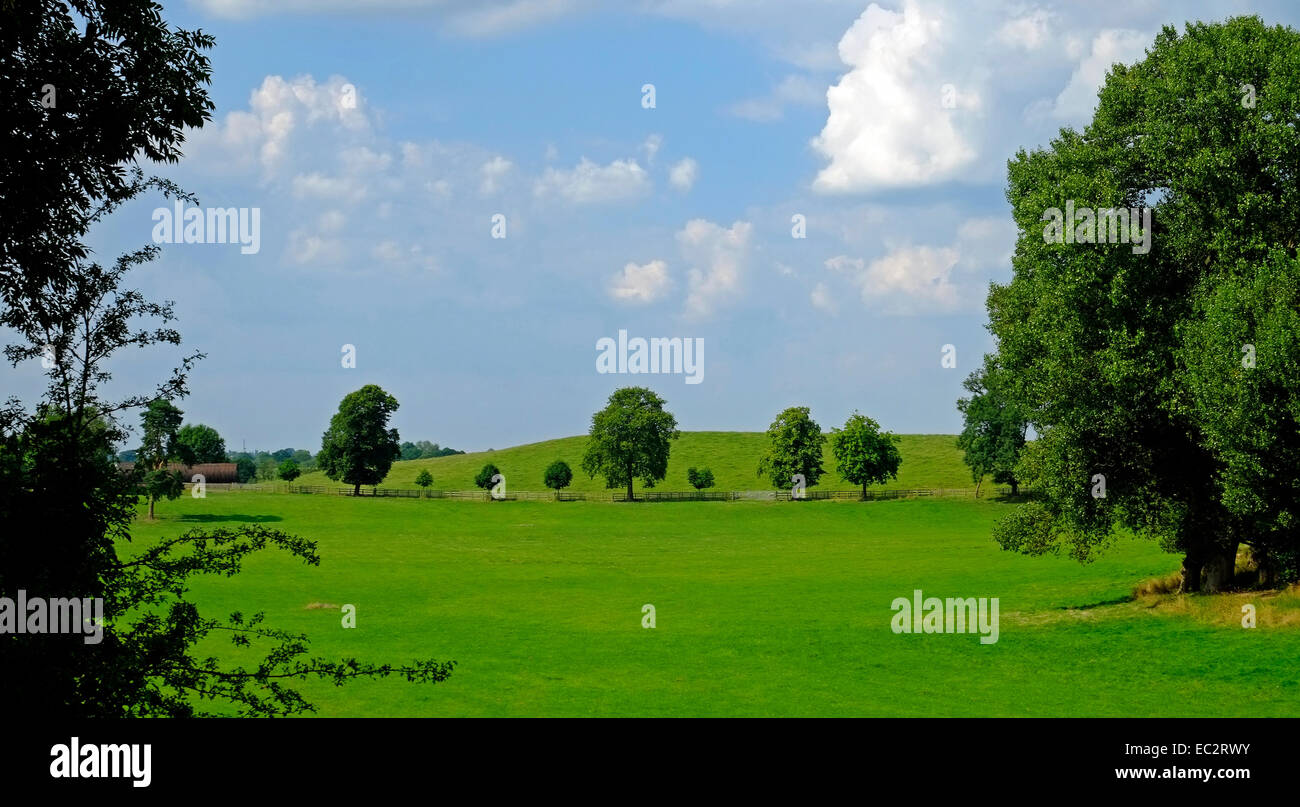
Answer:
183, 482, 1029, 501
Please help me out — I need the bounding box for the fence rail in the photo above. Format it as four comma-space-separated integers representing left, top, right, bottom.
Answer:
184, 481, 1027, 502
611, 490, 740, 502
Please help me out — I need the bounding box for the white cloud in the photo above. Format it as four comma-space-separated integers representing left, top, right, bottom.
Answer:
810, 281, 837, 313
534, 158, 650, 203
480, 155, 513, 195
812, 0, 980, 192
678, 219, 752, 318
609, 259, 672, 304
996, 10, 1052, 50
1052, 29, 1149, 122
642, 134, 663, 163
669, 158, 698, 192
727, 74, 825, 122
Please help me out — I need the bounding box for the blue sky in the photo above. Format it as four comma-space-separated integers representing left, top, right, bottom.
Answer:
10, 0, 1300, 453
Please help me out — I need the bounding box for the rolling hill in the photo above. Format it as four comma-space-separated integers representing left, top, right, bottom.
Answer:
291, 432, 982, 493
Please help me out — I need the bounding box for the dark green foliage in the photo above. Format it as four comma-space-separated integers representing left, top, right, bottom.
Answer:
474, 463, 501, 490
756, 406, 825, 489
277, 459, 301, 483
582, 387, 680, 500
956, 355, 1028, 496
317, 385, 402, 496
829, 412, 902, 498
686, 466, 715, 490
414, 469, 434, 488
543, 460, 573, 493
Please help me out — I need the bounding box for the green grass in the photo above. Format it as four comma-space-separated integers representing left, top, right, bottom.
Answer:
292, 432, 980, 493
124, 492, 1300, 717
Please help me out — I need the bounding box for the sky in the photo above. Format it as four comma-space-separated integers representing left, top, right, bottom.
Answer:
8, 0, 1300, 453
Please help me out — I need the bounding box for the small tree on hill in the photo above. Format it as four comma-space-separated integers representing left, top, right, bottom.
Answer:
277, 459, 301, 483
475, 463, 501, 491
757, 406, 825, 490
176, 423, 227, 463
829, 412, 902, 499
687, 467, 715, 491
415, 469, 433, 489
543, 460, 573, 498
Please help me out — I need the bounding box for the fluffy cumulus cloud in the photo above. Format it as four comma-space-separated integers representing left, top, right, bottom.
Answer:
812, 0, 980, 192
822, 215, 1014, 314
609, 259, 672, 304
534, 158, 650, 203
669, 158, 698, 192
678, 219, 752, 318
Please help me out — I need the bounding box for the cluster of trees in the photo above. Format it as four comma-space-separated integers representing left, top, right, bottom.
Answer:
1, 0, 452, 718
969, 17, 1300, 592
756, 406, 902, 498
400, 440, 463, 461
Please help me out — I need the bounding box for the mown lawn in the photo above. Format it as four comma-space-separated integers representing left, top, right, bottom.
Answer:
123, 492, 1300, 716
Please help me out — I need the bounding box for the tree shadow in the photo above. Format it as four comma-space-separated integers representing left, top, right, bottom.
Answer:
1060, 595, 1133, 610
176, 514, 284, 523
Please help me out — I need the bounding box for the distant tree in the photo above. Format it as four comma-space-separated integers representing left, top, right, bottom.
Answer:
234, 456, 256, 484
277, 460, 301, 483
957, 355, 1029, 497
291, 449, 314, 470
137, 399, 193, 519
829, 412, 902, 499
399, 441, 420, 461
117, 449, 137, 463
686, 467, 715, 491
175, 423, 227, 463
543, 460, 573, 497
255, 454, 277, 481
317, 385, 402, 496
271, 447, 295, 463
474, 463, 501, 491
757, 406, 826, 489
415, 469, 434, 488
582, 387, 680, 501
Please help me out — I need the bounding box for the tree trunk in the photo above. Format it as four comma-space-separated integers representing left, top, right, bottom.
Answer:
626, 478, 634, 501
861, 481, 867, 500
353, 482, 360, 496
1178, 554, 1203, 593
974, 479, 981, 499
1202, 541, 1238, 594
1010, 481, 1019, 496
1252, 544, 1277, 588
148, 496, 156, 520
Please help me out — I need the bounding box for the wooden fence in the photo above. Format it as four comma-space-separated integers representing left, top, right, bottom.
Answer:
184, 481, 1027, 502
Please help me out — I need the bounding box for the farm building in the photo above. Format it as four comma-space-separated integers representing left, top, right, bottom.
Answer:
117, 462, 240, 483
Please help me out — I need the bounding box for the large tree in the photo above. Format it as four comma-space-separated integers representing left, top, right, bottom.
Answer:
956, 355, 1029, 497
756, 406, 826, 490
176, 422, 227, 464
0, 1, 453, 717
582, 387, 680, 500
829, 412, 902, 499
988, 17, 1300, 592
317, 385, 402, 496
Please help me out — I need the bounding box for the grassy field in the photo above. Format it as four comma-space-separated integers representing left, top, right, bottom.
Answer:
291, 432, 981, 493
125, 490, 1300, 717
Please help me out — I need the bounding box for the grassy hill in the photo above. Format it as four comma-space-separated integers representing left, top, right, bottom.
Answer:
292, 432, 980, 493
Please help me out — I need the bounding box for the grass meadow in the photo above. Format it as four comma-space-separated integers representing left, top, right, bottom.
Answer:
124, 481, 1300, 716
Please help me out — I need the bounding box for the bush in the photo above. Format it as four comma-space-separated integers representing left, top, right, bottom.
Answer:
686, 467, 715, 490
474, 463, 500, 490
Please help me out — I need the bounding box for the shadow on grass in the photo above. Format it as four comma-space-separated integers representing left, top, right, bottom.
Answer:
1061, 595, 1134, 610
176, 514, 284, 523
